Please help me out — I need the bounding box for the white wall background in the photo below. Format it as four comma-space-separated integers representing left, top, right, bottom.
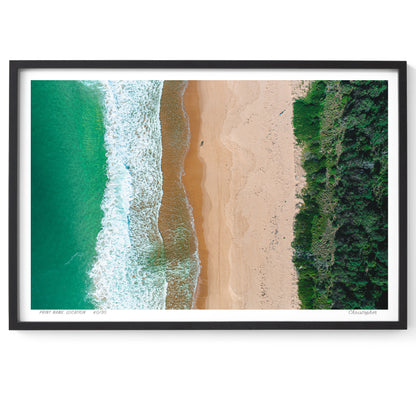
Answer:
1, 1, 414, 415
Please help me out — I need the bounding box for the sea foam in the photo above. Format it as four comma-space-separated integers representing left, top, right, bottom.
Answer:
88, 80, 167, 309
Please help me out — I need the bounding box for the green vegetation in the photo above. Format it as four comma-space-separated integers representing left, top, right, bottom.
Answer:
292, 80, 388, 309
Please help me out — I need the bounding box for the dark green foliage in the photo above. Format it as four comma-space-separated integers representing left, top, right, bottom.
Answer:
293, 81, 326, 143
292, 80, 388, 309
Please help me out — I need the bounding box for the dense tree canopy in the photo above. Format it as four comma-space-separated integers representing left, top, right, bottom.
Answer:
292, 81, 388, 309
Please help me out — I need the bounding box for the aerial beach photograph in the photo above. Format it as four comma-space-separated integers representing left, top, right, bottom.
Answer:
31, 78, 388, 311
5, 3, 413, 415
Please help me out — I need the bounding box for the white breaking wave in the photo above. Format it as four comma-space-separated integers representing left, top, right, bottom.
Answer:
88, 80, 167, 309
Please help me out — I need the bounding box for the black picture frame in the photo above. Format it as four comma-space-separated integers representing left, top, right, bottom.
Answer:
9, 60, 407, 330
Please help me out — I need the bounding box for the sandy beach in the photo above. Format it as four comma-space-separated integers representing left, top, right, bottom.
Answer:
183, 80, 307, 309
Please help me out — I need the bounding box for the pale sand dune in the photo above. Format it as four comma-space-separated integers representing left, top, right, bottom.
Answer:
183, 80, 308, 309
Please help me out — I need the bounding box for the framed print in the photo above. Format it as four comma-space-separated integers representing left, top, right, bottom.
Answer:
9, 60, 407, 330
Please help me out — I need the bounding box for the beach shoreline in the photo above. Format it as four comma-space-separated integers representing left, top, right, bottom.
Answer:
183, 80, 307, 309
182, 82, 210, 308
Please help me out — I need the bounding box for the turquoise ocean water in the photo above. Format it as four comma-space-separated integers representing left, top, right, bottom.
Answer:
31, 81, 107, 309
31, 80, 199, 309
